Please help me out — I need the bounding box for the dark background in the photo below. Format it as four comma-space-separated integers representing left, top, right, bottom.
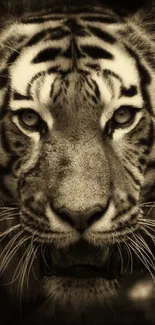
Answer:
0, 0, 151, 15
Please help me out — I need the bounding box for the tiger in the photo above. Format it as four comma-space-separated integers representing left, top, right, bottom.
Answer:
0, 0, 155, 324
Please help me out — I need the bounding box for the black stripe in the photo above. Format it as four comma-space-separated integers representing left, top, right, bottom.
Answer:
147, 120, 154, 148
0, 69, 8, 89
22, 203, 49, 223
48, 66, 60, 74
32, 47, 61, 64
13, 159, 22, 174
7, 49, 21, 65
13, 92, 32, 101
124, 44, 152, 114
120, 85, 137, 97
21, 212, 50, 230
129, 213, 138, 223
27, 71, 45, 95
83, 76, 93, 90
63, 40, 84, 60
55, 69, 72, 77
147, 161, 155, 169
21, 16, 63, 24
74, 28, 90, 37
48, 29, 70, 41
26, 27, 70, 47
81, 16, 118, 24
81, 45, 113, 60
128, 194, 136, 205
26, 30, 47, 46
87, 25, 116, 44
85, 89, 98, 104
86, 63, 100, 71
123, 153, 138, 169
13, 141, 24, 149
53, 88, 62, 103
139, 157, 146, 165
129, 118, 147, 141
1, 124, 12, 153
125, 44, 152, 86
0, 89, 10, 120
112, 206, 132, 221
138, 138, 150, 146
124, 165, 141, 186
62, 44, 72, 59
91, 79, 100, 99
65, 19, 89, 37
65, 18, 77, 32
63, 44, 81, 60
103, 69, 122, 82
50, 81, 55, 98
137, 121, 154, 148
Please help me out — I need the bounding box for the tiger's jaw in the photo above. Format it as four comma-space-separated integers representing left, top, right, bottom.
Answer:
43, 275, 118, 317
39, 241, 130, 313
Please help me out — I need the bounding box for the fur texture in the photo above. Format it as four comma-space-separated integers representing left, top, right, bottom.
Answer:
0, 1, 155, 324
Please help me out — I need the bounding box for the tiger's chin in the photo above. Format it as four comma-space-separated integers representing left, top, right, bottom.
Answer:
40, 243, 121, 317
43, 275, 118, 318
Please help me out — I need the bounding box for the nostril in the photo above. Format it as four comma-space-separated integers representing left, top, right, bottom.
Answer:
58, 212, 75, 228
51, 201, 110, 232
87, 210, 103, 227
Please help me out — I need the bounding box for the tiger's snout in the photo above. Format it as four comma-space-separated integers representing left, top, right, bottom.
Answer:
50, 201, 110, 232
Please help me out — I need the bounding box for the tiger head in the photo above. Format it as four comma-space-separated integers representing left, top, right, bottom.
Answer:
0, 3, 155, 323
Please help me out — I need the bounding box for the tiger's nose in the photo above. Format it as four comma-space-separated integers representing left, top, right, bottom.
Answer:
54, 204, 109, 232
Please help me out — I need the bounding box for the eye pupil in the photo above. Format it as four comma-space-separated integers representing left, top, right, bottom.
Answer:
113, 107, 134, 126
19, 109, 40, 128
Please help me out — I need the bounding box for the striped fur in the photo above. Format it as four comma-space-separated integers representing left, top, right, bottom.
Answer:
0, 3, 155, 323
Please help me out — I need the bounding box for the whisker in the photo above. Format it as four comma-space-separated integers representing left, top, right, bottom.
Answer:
11, 234, 33, 284
2, 45, 21, 54
41, 244, 51, 271
123, 240, 133, 274
127, 239, 155, 282
26, 246, 38, 289
0, 214, 19, 221
129, 234, 155, 269
18, 243, 35, 305
138, 219, 155, 226
135, 233, 155, 263
0, 230, 25, 274
140, 226, 155, 244
117, 243, 124, 274
127, 235, 155, 275
0, 224, 21, 238
140, 202, 155, 207
0, 207, 19, 210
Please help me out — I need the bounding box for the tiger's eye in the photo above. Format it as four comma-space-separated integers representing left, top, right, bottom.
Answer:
19, 109, 40, 129
113, 107, 135, 126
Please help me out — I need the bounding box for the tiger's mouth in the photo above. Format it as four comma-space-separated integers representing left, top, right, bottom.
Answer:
43, 262, 119, 280
41, 241, 130, 281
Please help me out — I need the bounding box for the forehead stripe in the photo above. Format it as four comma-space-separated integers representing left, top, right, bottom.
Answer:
81, 45, 113, 60
87, 25, 116, 44
120, 86, 137, 97
32, 47, 61, 64
81, 16, 119, 24
13, 92, 32, 101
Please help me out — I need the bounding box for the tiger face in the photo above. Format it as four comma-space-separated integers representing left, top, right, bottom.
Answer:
0, 4, 155, 323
